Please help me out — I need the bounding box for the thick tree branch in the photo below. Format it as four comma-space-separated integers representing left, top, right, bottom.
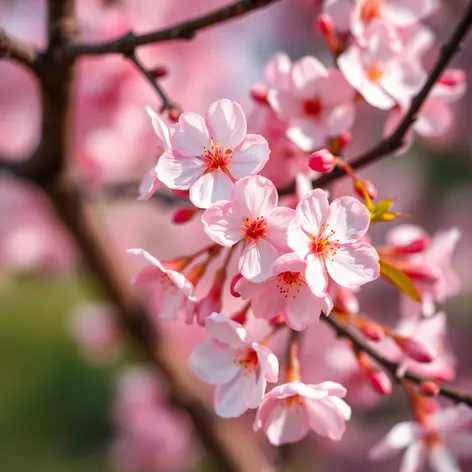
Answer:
59, 0, 281, 58
279, 0, 472, 195
321, 313, 472, 407
0, 28, 39, 70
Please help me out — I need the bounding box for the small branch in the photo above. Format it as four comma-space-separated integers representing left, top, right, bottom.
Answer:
59, 0, 281, 58
321, 313, 472, 407
0, 28, 39, 71
127, 51, 179, 114
279, 0, 472, 196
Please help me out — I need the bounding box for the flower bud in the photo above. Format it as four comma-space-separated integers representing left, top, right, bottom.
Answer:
438, 68, 465, 88
168, 107, 180, 123
419, 381, 440, 397
393, 335, 437, 363
150, 65, 168, 78
250, 83, 269, 105
357, 320, 385, 341
308, 149, 336, 173
315, 14, 335, 38
172, 207, 199, 224
339, 131, 352, 149
230, 273, 243, 298
334, 287, 359, 314
368, 370, 392, 395
355, 179, 377, 200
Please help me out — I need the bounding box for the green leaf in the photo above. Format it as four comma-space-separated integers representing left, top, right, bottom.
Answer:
379, 259, 422, 302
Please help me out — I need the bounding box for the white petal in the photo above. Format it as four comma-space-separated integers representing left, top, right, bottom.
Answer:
189, 171, 233, 209
266, 207, 296, 252
305, 252, 329, 296
156, 151, 203, 189
230, 134, 270, 179
295, 189, 330, 236
206, 313, 248, 348
239, 240, 279, 283
265, 404, 311, 446
171, 112, 210, 156
400, 441, 427, 472
145, 106, 171, 150
369, 422, 420, 460
201, 201, 242, 247
287, 220, 312, 260
214, 370, 255, 418
286, 119, 328, 153
189, 340, 239, 385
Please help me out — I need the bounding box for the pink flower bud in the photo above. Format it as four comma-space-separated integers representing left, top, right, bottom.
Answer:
339, 131, 352, 149
393, 236, 431, 254
334, 287, 359, 314
315, 13, 335, 38
431, 366, 456, 383
308, 149, 336, 173
438, 68, 465, 88
150, 65, 168, 78
168, 107, 180, 123
419, 381, 440, 397
172, 207, 199, 224
250, 84, 269, 105
368, 370, 392, 395
358, 320, 385, 341
393, 335, 437, 363
355, 179, 377, 200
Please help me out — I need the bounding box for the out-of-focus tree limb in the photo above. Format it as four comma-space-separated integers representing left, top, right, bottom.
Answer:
321, 313, 472, 407
0, 28, 39, 71
58, 0, 281, 58
279, 0, 472, 195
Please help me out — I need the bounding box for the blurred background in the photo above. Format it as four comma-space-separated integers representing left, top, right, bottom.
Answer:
1, 0, 472, 471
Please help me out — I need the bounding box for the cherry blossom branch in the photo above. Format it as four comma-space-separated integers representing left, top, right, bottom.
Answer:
279, 0, 472, 195
0, 28, 39, 71
58, 0, 281, 59
321, 313, 472, 407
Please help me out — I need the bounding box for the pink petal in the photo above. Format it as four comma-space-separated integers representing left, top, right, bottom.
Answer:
189, 170, 233, 209
230, 134, 270, 179
126, 248, 165, 272
414, 99, 452, 137
431, 405, 472, 433
234, 276, 261, 300
189, 340, 239, 385
268, 89, 303, 121
295, 189, 330, 235
201, 201, 242, 247
264, 52, 292, 88
287, 220, 313, 260
369, 422, 420, 460
267, 382, 330, 401
286, 119, 328, 153
253, 343, 279, 383
266, 207, 296, 252
239, 239, 279, 283
326, 196, 371, 243
138, 167, 161, 200
383, 0, 438, 27
400, 441, 427, 472
214, 370, 255, 418
428, 445, 460, 472
247, 375, 267, 409
313, 381, 348, 398
386, 224, 428, 247
305, 397, 349, 440
156, 151, 203, 189
325, 103, 356, 137
205, 99, 247, 149
205, 312, 248, 348
285, 286, 333, 330
251, 279, 286, 320
231, 175, 278, 220
291, 56, 328, 92
272, 252, 306, 275
171, 112, 210, 156
265, 403, 311, 445
325, 242, 380, 289
145, 106, 171, 150
306, 252, 329, 295
320, 68, 355, 108
323, 0, 353, 33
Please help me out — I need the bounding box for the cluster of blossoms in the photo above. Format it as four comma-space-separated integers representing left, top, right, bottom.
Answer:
119, 1, 472, 469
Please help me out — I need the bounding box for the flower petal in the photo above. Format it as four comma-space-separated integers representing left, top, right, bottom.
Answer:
325, 243, 380, 289
214, 370, 255, 418
251, 279, 286, 320
201, 201, 242, 247
156, 151, 203, 189
287, 220, 313, 260
295, 189, 330, 236
171, 112, 210, 156
205, 312, 248, 347
400, 441, 427, 472
327, 197, 371, 243
138, 167, 161, 200
189, 340, 239, 385
189, 170, 233, 209
239, 239, 279, 283
369, 422, 420, 460
230, 134, 270, 179
266, 207, 296, 252
286, 119, 328, 153
265, 403, 311, 446
205, 99, 247, 149
305, 397, 349, 440
145, 106, 171, 150
305, 252, 329, 295
254, 343, 279, 383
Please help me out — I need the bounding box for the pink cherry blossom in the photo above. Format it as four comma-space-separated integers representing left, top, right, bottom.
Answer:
322, 0, 353, 33
126, 248, 196, 321
138, 106, 171, 200
288, 188, 380, 296
268, 56, 355, 152
236, 253, 333, 331
156, 99, 270, 208
369, 404, 472, 472
351, 0, 438, 40
338, 21, 426, 110
253, 381, 351, 445
201, 175, 295, 282
189, 313, 279, 418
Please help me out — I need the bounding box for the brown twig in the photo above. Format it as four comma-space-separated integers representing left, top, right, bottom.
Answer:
0, 28, 39, 70
58, 0, 281, 58
279, 0, 472, 196
321, 313, 472, 407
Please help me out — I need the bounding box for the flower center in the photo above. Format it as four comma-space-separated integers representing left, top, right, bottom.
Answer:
311, 223, 340, 261
303, 97, 322, 117
236, 347, 259, 373
367, 63, 383, 83
201, 137, 232, 174
276, 271, 306, 299
282, 394, 305, 410
242, 216, 268, 242
361, 0, 383, 21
